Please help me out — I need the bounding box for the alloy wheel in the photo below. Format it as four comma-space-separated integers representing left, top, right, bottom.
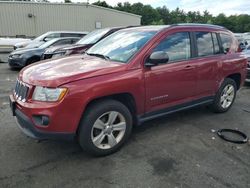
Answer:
220, 84, 235, 109
91, 111, 126, 149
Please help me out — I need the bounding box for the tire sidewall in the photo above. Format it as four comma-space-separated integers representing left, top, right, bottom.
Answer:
214, 78, 237, 112
78, 100, 133, 156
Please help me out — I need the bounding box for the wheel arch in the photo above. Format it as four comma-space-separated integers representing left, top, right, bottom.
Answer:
226, 73, 241, 90
26, 55, 41, 65
76, 92, 138, 136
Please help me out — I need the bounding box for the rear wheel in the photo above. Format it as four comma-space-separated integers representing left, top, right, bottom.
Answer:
78, 99, 133, 156
210, 78, 237, 113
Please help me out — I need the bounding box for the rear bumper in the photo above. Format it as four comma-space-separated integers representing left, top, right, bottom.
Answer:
10, 95, 76, 141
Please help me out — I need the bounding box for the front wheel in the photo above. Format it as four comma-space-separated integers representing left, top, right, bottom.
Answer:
78, 99, 133, 156
210, 78, 237, 113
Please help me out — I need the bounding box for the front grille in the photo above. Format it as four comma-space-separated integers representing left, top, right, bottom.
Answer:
14, 80, 29, 102
43, 54, 53, 60
247, 70, 250, 79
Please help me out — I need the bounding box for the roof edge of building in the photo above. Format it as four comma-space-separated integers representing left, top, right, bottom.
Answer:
0, 1, 142, 18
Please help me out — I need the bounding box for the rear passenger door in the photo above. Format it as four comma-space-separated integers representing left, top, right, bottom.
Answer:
192, 31, 222, 97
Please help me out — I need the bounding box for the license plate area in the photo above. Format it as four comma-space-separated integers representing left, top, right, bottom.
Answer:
9, 95, 16, 116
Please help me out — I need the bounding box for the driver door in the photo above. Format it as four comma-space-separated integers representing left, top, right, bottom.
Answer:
144, 31, 197, 113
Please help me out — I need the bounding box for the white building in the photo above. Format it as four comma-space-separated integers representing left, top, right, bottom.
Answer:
0, 1, 141, 37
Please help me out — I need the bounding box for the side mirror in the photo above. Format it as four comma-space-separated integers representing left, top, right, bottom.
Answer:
43, 37, 50, 42
145, 51, 169, 67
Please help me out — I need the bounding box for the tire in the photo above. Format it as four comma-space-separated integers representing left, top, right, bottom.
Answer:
26, 57, 40, 66
210, 78, 237, 113
78, 99, 133, 156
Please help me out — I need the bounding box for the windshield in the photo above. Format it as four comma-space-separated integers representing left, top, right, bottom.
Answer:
25, 41, 44, 48
34, 32, 51, 41
77, 28, 110, 45
39, 38, 59, 49
87, 30, 157, 63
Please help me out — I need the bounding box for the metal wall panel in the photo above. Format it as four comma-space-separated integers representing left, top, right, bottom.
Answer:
0, 2, 141, 37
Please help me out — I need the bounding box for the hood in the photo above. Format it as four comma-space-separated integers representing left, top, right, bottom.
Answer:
19, 55, 126, 87
45, 44, 73, 53
25, 41, 44, 49
11, 47, 43, 55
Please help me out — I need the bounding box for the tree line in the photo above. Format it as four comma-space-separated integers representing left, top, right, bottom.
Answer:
93, 1, 250, 33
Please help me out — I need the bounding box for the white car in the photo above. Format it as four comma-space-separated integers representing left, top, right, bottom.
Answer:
14, 31, 88, 50
243, 46, 250, 83
0, 38, 31, 62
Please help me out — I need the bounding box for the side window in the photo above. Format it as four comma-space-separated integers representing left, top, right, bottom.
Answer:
153, 32, 191, 63
61, 33, 83, 37
71, 38, 79, 44
45, 33, 60, 40
195, 32, 214, 57
220, 33, 232, 52
212, 33, 220, 54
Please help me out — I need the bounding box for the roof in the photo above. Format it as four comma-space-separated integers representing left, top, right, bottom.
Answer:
123, 24, 228, 33
0, 1, 141, 18
46, 31, 88, 34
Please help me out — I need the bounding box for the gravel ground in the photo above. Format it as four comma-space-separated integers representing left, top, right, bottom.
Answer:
0, 62, 250, 188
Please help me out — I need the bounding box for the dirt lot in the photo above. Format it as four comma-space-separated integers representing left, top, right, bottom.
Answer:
0, 62, 250, 188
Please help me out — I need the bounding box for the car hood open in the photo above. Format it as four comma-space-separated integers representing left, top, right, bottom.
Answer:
19, 55, 126, 87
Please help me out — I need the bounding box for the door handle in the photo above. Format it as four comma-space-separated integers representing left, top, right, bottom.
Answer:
184, 65, 195, 70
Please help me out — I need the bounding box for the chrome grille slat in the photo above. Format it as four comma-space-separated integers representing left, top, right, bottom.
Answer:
14, 79, 29, 102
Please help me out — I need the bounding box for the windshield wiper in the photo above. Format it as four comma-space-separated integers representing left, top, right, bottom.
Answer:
86, 52, 110, 61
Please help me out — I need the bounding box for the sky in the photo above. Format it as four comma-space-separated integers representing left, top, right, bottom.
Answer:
56, 0, 250, 16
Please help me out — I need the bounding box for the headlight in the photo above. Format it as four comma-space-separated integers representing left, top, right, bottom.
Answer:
10, 54, 22, 58
32, 86, 67, 102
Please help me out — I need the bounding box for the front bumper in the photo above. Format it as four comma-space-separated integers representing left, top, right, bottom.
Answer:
246, 68, 250, 82
8, 57, 26, 68
42, 53, 53, 60
9, 94, 76, 141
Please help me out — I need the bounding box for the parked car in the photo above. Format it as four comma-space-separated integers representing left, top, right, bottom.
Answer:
42, 27, 128, 60
243, 46, 250, 82
0, 37, 31, 62
14, 31, 88, 50
9, 24, 247, 156
8, 37, 80, 68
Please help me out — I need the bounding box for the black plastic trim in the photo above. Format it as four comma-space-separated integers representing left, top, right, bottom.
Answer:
15, 109, 75, 141
137, 96, 214, 124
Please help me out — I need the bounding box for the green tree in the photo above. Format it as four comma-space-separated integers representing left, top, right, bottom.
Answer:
92, 1, 112, 8
91, 1, 250, 32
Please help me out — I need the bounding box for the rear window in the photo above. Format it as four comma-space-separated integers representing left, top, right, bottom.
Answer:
220, 33, 232, 52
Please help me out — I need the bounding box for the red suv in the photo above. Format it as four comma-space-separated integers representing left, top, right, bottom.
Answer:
10, 24, 247, 156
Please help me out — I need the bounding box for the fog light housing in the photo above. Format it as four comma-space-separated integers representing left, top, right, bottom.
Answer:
32, 115, 50, 126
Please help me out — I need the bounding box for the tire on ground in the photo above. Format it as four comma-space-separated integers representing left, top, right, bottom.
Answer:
78, 99, 133, 156
210, 78, 237, 113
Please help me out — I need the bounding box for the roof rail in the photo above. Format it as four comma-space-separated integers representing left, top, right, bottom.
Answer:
172, 23, 225, 29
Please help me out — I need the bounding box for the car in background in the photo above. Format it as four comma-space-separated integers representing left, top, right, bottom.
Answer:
14, 31, 88, 50
9, 37, 80, 69
243, 46, 250, 82
234, 33, 248, 51
0, 37, 31, 62
42, 27, 127, 60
